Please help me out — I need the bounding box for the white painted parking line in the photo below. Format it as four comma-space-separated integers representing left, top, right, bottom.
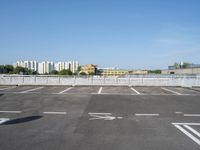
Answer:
161, 87, 182, 95
98, 87, 103, 94
184, 114, 200, 117
174, 124, 200, 146
0, 111, 22, 113
43, 112, 67, 115
175, 112, 183, 114
20, 87, 44, 93
0, 118, 10, 125
59, 87, 73, 94
0, 87, 16, 91
172, 123, 200, 126
130, 87, 141, 95
135, 113, 160, 116
88, 113, 112, 115
184, 125, 200, 138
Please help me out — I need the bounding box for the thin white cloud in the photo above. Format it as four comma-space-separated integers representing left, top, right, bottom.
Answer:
153, 38, 194, 46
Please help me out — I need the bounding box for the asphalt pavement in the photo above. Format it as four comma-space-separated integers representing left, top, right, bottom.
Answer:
0, 86, 200, 150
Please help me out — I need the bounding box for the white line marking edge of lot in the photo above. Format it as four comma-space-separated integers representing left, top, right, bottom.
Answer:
43, 112, 67, 115
161, 87, 182, 95
59, 87, 73, 94
184, 114, 200, 117
98, 87, 103, 94
0, 87, 16, 90
0, 111, 22, 113
135, 113, 160, 116
88, 112, 112, 115
172, 123, 200, 125
184, 125, 200, 138
174, 124, 200, 146
20, 87, 44, 93
130, 87, 141, 95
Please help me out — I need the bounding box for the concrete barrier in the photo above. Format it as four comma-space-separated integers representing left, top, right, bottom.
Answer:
0, 75, 200, 87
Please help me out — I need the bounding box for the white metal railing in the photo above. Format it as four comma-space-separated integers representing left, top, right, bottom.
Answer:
0, 74, 200, 86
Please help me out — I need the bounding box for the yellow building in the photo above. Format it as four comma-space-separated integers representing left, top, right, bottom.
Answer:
80, 64, 97, 75
100, 69, 129, 76
128, 70, 148, 75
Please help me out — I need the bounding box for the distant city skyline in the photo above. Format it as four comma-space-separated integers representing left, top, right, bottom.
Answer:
0, 0, 200, 69
14, 60, 79, 74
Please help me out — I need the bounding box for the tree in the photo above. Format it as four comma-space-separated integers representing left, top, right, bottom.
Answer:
77, 66, 82, 72
88, 72, 95, 75
0, 65, 6, 74
5, 65, 14, 74
31, 71, 38, 75
148, 70, 161, 74
173, 62, 191, 69
14, 67, 28, 74
182, 62, 191, 68
173, 62, 179, 69
79, 72, 87, 75
58, 69, 73, 75
49, 70, 58, 75
0, 65, 14, 74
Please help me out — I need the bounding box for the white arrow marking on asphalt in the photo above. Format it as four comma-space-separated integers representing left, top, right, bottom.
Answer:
89, 113, 116, 120
0, 118, 10, 125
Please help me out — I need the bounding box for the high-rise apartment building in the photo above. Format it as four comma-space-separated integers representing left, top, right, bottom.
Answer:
69, 61, 79, 73
55, 61, 79, 73
38, 61, 54, 74
15, 61, 38, 72
14, 60, 79, 74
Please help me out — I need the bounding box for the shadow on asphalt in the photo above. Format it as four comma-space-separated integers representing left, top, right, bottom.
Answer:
0, 94, 4, 97
1, 116, 43, 125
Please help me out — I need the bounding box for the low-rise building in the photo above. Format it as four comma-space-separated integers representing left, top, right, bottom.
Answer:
129, 70, 148, 75
98, 69, 129, 76
80, 64, 97, 75
162, 68, 200, 75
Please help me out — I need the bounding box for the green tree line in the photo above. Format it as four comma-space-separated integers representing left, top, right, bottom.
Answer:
0, 65, 77, 75
0, 65, 38, 75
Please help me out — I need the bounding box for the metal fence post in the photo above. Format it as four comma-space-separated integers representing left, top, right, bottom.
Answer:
59, 76, 60, 85
91, 76, 93, 85
74, 76, 76, 86
46, 76, 48, 85
23, 75, 24, 84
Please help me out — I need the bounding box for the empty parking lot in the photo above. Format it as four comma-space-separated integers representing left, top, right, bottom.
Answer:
0, 85, 200, 150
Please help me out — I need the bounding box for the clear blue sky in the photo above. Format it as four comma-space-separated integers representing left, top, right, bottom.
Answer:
0, 0, 200, 69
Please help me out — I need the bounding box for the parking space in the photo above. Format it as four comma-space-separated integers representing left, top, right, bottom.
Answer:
166, 87, 200, 95
133, 86, 173, 95
1, 93, 200, 150
0, 86, 14, 90
101, 86, 134, 95
30, 86, 70, 94
0, 86, 42, 93
191, 87, 200, 93
1, 86, 200, 96
64, 86, 100, 94
191, 125, 200, 133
